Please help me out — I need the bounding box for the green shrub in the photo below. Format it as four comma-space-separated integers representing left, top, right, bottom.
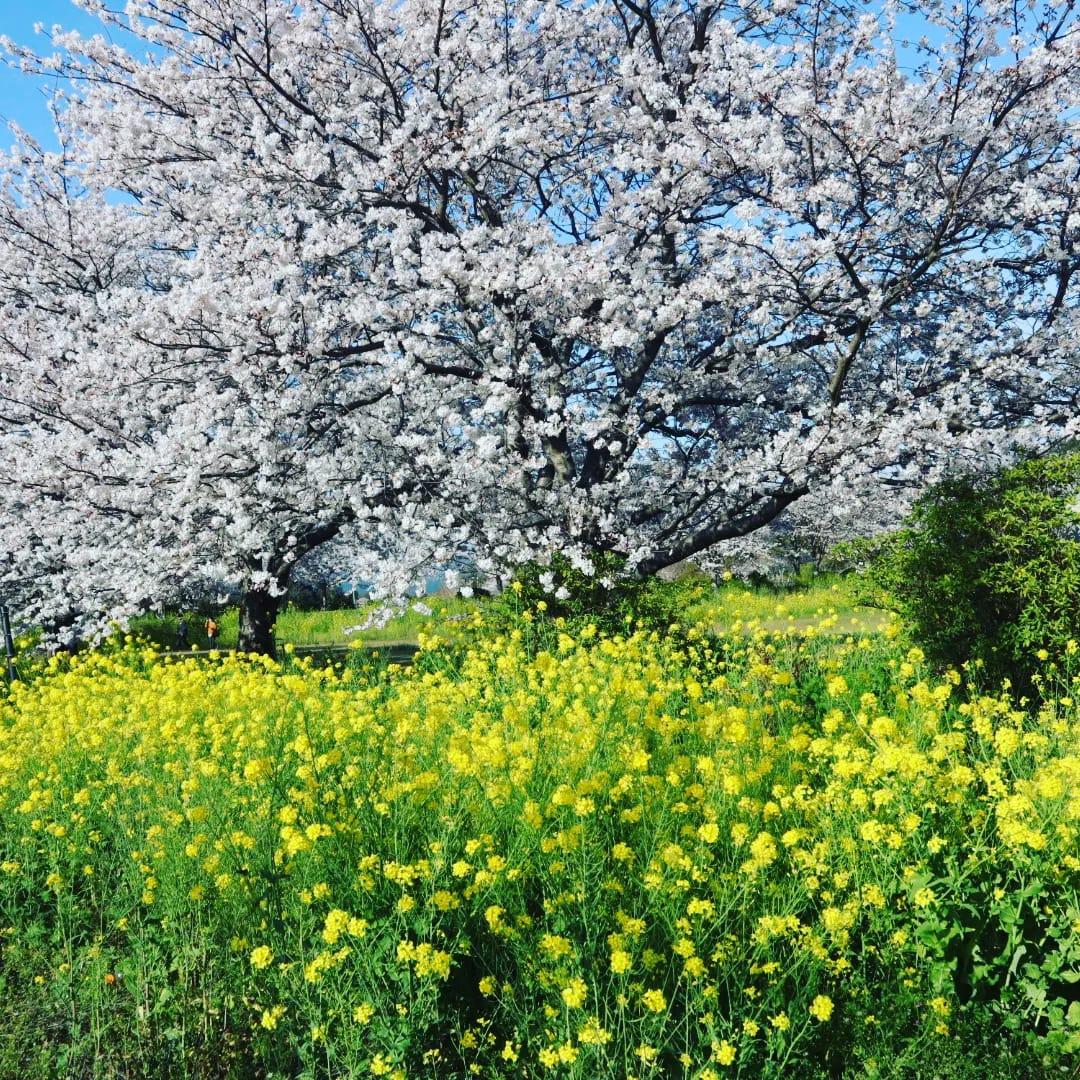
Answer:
869, 453, 1080, 693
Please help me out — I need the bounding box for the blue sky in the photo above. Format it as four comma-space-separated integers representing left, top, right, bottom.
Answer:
0, 0, 105, 148
0, 2, 956, 153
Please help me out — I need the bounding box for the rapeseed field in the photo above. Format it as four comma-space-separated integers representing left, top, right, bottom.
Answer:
0, 611, 1076, 1077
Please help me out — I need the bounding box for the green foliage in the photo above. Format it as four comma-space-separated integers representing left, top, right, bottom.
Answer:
824, 537, 899, 611
494, 552, 710, 637
868, 454, 1080, 693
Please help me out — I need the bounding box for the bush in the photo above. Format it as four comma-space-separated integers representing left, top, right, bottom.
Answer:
869, 453, 1080, 693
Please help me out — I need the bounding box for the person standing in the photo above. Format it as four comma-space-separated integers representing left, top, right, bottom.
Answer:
205, 616, 219, 649
175, 617, 189, 650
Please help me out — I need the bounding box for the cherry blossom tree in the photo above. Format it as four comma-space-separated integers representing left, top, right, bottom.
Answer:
0, 139, 454, 651
0, 0, 1077, 649
702, 437, 1052, 579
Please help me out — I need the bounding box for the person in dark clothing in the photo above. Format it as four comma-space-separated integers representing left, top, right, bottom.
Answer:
175, 618, 189, 650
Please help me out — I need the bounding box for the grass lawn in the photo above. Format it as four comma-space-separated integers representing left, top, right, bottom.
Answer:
128, 574, 893, 654
689, 576, 893, 635
131, 595, 484, 651
274, 596, 482, 646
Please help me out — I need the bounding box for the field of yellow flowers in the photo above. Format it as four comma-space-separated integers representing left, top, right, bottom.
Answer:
0, 609, 1077, 1078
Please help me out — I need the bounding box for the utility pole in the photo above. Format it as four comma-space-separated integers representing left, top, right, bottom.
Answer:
0, 605, 15, 681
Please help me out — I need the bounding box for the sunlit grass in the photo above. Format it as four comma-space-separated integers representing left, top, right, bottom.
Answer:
132, 595, 485, 650
688, 576, 891, 635
276, 596, 483, 645
127, 574, 895, 654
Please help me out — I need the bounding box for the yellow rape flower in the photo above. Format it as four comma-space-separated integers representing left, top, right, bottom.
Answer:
561, 977, 587, 1009
249, 945, 274, 970
713, 1040, 736, 1065
259, 1004, 286, 1030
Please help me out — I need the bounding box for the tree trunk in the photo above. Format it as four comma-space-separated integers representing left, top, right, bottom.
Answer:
237, 588, 282, 657
233, 520, 350, 656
